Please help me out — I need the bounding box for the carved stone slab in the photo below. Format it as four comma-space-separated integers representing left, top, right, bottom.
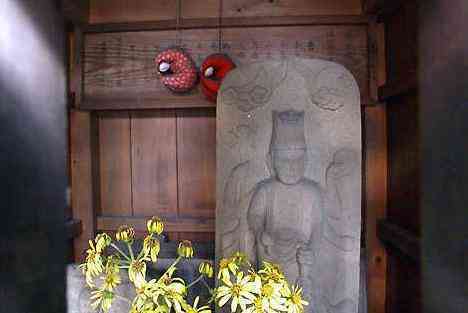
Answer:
216, 58, 361, 313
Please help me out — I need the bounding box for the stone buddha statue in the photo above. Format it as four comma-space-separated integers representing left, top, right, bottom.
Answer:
247, 110, 323, 304
218, 58, 362, 313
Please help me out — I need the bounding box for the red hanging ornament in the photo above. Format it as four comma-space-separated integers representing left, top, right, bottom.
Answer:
200, 53, 236, 102
155, 48, 198, 93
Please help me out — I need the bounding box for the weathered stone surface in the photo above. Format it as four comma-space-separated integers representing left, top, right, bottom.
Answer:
66, 265, 134, 313
216, 58, 361, 313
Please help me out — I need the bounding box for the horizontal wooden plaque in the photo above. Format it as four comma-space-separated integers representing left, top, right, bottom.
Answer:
82, 26, 368, 109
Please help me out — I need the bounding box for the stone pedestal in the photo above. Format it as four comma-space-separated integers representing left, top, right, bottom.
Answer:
216, 58, 361, 313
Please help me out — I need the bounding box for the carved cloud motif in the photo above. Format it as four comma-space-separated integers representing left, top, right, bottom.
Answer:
221, 60, 288, 112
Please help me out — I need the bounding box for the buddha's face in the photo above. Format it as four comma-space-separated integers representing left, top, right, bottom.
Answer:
272, 148, 306, 185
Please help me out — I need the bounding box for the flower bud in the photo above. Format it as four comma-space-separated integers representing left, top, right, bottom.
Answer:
115, 225, 135, 243
147, 216, 164, 235
95, 233, 112, 253
198, 261, 214, 278
177, 240, 194, 258
143, 236, 160, 262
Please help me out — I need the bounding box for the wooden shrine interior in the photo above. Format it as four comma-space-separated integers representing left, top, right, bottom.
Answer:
65, 1, 422, 313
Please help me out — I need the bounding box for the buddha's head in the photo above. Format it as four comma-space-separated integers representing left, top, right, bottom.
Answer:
270, 110, 307, 185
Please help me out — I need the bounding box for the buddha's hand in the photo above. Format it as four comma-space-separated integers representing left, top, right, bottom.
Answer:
297, 246, 316, 267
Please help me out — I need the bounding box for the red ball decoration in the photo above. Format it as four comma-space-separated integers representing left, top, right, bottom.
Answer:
155, 48, 198, 93
200, 53, 236, 102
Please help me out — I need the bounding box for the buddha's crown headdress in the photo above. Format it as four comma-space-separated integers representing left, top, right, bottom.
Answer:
270, 110, 306, 151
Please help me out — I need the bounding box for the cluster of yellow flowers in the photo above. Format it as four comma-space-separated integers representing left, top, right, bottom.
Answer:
216, 254, 308, 313
79, 218, 308, 313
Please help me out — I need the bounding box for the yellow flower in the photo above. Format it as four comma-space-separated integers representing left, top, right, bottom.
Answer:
244, 297, 269, 313
282, 285, 308, 313
177, 240, 194, 258
216, 272, 261, 312
199, 261, 214, 278
160, 277, 188, 313
259, 262, 285, 284
116, 225, 135, 243
147, 216, 164, 235
217, 257, 238, 281
95, 233, 112, 253
80, 240, 104, 287
231, 252, 251, 267
102, 270, 121, 291
91, 288, 114, 312
184, 296, 211, 313
143, 236, 161, 262
260, 282, 287, 312
129, 259, 147, 285
132, 279, 156, 311
105, 255, 120, 275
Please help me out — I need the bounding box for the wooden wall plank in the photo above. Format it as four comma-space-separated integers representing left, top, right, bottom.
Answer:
83, 25, 369, 109
131, 110, 178, 216
222, 0, 362, 17
181, 0, 362, 19
181, 0, 220, 19
89, 0, 363, 22
84, 15, 369, 33
89, 0, 176, 24
222, 26, 369, 102
99, 112, 132, 215
364, 105, 388, 313
70, 110, 95, 261
83, 29, 218, 110
177, 108, 216, 218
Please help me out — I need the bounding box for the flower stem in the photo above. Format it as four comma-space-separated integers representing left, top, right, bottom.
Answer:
114, 293, 132, 304
127, 242, 135, 260
110, 243, 131, 261
187, 275, 203, 289
158, 256, 182, 283
201, 278, 213, 293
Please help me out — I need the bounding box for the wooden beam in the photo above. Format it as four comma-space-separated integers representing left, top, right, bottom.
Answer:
364, 105, 388, 313
69, 26, 84, 108
97, 216, 215, 233
378, 74, 417, 101
66, 219, 83, 239
363, 0, 404, 17
84, 15, 369, 33
80, 98, 215, 111
70, 110, 96, 262
61, 0, 89, 26
377, 219, 420, 262
368, 18, 386, 105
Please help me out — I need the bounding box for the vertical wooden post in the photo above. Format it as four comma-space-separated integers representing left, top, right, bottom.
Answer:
364, 106, 388, 313
365, 16, 388, 313
70, 110, 95, 262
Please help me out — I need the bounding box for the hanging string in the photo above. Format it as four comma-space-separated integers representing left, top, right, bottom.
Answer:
218, 0, 223, 52
175, 0, 182, 47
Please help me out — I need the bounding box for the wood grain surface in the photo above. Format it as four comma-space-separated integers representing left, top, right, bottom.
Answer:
70, 110, 96, 261
131, 110, 178, 216
94, 109, 216, 241
82, 25, 368, 109
177, 108, 216, 218
90, 0, 176, 23
98, 111, 132, 215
